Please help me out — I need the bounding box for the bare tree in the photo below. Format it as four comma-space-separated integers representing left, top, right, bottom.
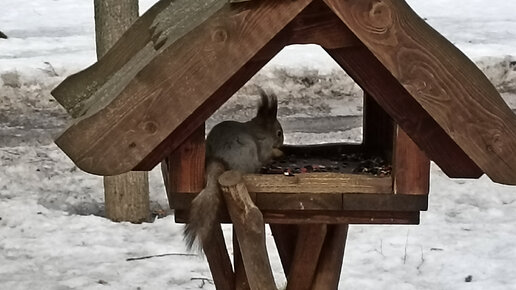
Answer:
94, 0, 150, 223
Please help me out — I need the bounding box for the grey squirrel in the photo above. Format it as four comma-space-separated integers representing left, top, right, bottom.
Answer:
184, 88, 284, 251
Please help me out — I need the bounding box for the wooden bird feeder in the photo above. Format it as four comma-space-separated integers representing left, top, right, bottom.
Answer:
51, 0, 516, 289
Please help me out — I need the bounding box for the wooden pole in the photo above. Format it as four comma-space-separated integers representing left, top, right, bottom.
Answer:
219, 170, 277, 290
94, 0, 150, 223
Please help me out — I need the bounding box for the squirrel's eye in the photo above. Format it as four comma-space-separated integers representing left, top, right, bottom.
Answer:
277, 130, 282, 137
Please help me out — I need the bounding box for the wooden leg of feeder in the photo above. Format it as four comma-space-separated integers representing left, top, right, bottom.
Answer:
203, 225, 235, 290
311, 224, 349, 290
286, 224, 327, 290
219, 170, 277, 290
270, 224, 298, 276
234, 229, 251, 290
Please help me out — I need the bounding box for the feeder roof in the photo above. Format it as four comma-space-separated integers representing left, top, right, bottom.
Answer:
51, 0, 516, 185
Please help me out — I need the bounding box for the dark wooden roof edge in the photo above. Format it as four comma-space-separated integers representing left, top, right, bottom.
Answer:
51, 0, 227, 118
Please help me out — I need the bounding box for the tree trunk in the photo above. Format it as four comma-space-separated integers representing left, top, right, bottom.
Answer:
94, 0, 150, 223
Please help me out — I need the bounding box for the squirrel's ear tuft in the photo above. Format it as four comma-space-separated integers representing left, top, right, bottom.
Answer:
256, 87, 278, 120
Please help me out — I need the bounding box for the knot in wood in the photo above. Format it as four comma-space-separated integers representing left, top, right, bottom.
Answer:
212, 27, 229, 43
368, 0, 393, 33
142, 121, 158, 134
487, 132, 503, 154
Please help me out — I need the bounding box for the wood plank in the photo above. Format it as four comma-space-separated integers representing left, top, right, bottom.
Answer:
243, 173, 392, 194
233, 230, 251, 290
203, 224, 235, 290
257, 193, 342, 211
325, 45, 483, 179
219, 170, 278, 290
393, 126, 430, 195
55, 0, 312, 175
136, 27, 289, 171
53, 0, 226, 117
287, 0, 359, 49
176, 209, 421, 225
286, 225, 327, 290
270, 224, 298, 276
172, 191, 427, 212
324, 0, 516, 185
262, 210, 420, 225
258, 193, 426, 211
311, 224, 348, 290
164, 125, 205, 208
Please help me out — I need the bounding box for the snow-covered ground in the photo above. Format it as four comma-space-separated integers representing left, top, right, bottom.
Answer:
1, 0, 516, 289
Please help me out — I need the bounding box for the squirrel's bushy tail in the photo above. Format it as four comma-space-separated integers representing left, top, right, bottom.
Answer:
183, 160, 226, 252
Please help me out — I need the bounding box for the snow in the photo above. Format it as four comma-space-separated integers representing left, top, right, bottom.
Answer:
1, 0, 516, 289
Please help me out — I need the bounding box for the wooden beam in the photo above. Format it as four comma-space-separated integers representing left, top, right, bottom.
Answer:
286, 0, 359, 49
262, 210, 420, 225
202, 224, 235, 290
325, 45, 483, 179
325, 0, 516, 185
53, 0, 222, 117
171, 189, 428, 212
175, 209, 421, 225
311, 224, 348, 290
270, 224, 298, 276
393, 126, 430, 195
243, 173, 392, 194
286, 225, 327, 290
135, 27, 290, 171
233, 230, 251, 290
219, 170, 277, 290
163, 125, 205, 208
54, 0, 312, 175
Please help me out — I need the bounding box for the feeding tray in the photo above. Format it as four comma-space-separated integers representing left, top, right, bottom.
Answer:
166, 127, 430, 226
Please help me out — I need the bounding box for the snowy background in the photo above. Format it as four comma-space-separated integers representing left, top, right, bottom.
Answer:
1, 0, 516, 289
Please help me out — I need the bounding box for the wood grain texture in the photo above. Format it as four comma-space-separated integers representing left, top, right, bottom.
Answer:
286, 225, 327, 290
54, 0, 222, 117
325, 0, 516, 185
325, 45, 483, 179
393, 126, 430, 195
103, 171, 150, 223
167, 125, 205, 191
135, 27, 290, 171
233, 230, 251, 290
257, 193, 342, 211
94, 0, 139, 58
270, 224, 298, 276
219, 170, 277, 290
54, 0, 312, 175
286, 0, 359, 49
243, 173, 392, 194
262, 210, 420, 225
203, 224, 235, 290
171, 191, 427, 212
175, 209, 421, 225
162, 125, 205, 208
311, 224, 348, 290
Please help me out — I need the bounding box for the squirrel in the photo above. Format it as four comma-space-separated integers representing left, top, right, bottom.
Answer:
184, 88, 284, 251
